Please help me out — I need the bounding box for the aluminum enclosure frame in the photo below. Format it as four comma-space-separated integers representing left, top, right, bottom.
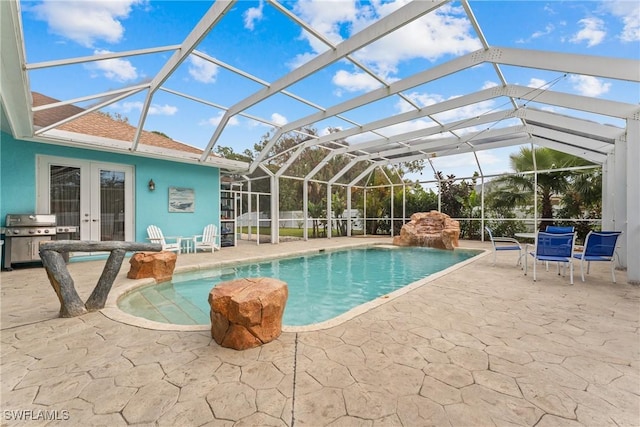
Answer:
1, 0, 639, 282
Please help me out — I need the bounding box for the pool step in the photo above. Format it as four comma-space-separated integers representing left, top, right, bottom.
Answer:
131, 285, 209, 325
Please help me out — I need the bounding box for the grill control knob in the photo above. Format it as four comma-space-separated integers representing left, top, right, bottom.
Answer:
29, 229, 36, 234
44, 229, 50, 234
13, 229, 20, 235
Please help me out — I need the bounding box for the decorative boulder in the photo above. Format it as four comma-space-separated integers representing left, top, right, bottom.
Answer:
209, 277, 288, 350
127, 251, 177, 283
393, 211, 460, 250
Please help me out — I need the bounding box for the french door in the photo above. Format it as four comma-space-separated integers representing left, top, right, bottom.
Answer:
37, 156, 134, 242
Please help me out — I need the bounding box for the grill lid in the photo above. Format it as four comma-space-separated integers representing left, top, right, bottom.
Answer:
6, 214, 57, 227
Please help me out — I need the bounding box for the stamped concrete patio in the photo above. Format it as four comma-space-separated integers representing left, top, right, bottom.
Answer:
1, 237, 638, 426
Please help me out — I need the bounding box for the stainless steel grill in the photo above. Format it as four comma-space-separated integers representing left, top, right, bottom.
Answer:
3, 214, 62, 270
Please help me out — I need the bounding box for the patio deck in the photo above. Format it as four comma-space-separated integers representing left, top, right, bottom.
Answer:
1, 237, 638, 426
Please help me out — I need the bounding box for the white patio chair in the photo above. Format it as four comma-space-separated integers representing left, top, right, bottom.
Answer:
193, 224, 220, 254
146, 225, 181, 253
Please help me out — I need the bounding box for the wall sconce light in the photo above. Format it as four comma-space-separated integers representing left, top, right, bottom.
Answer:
148, 179, 155, 191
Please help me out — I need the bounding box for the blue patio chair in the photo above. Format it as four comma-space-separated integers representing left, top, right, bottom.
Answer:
525, 232, 575, 284
545, 225, 575, 233
573, 231, 622, 283
544, 225, 575, 271
485, 227, 522, 266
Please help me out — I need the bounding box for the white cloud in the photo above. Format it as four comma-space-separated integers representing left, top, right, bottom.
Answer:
398, 92, 443, 113
111, 100, 177, 116
203, 111, 240, 127
292, 1, 480, 87
244, 0, 264, 31
114, 101, 142, 113
569, 75, 611, 97
332, 70, 383, 93
570, 17, 606, 47
30, 0, 145, 48
527, 78, 548, 89
431, 100, 496, 125
531, 23, 555, 39
271, 113, 288, 126
148, 104, 177, 116
188, 55, 219, 83
482, 81, 499, 90
357, 5, 481, 77
432, 150, 501, 169
319, 126, 342, 136
287, 52, 320, 70
293, 0, 362, 50
600, 0, 640, 42
88, 49, 138, 82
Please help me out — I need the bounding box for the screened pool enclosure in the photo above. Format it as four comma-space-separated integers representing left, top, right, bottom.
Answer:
1, 0, 638, 282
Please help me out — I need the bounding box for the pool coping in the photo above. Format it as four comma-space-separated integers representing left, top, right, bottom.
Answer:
102, 243, 490, 332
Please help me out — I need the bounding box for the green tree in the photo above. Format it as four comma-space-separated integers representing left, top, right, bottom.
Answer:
307, 200, 325, 238
331, 191, 347, 236
487, 147, 591, 231
436, 172, 480, 239
392, 182, 438, 234
556, 167, 602, 241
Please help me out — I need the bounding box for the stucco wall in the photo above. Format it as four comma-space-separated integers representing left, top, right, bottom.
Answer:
0, 131, 220, 242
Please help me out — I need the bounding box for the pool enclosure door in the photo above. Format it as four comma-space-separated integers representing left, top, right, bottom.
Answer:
37, 156, 134, 246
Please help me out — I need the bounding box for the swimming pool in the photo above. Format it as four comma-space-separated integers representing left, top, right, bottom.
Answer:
118, 246, 482, 329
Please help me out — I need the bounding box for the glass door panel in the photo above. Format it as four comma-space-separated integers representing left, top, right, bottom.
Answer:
99, 169, 126, 241
49, 165, 81, 240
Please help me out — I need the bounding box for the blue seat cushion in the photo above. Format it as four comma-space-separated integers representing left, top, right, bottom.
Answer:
530, 254, 570, 262
573, 254, 611, 261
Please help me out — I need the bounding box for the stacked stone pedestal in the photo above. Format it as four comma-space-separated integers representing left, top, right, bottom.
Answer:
209, 277, 288, 350
127, 251, 177, 283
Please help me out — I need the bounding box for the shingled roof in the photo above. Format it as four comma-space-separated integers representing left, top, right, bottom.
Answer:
32, 92, 204, 155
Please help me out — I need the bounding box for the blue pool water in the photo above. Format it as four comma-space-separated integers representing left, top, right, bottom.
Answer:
118, 246, 481, 327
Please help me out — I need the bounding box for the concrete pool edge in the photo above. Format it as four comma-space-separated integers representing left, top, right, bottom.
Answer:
102, 244, 490, 333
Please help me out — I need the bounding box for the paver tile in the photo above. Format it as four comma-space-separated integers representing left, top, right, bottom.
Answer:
241, 361, 285, 390
121, 379, 179, 424
79, 377, 136, 414
396, 395, 450, 427
473, 370, 522, 398
1, 238, 637, 426
293, 387, 346, 426
256, 388, 288, 420
517, 376, 577, 419
423, 362, 473, 388
206, 382, 256, 421
114, 362, 165, 387
419, 376, 461, 405
33, 371, 92, 406
343, 383, 396, 420
305, 358, 355, 388
447, 345, 488, 371
461, 384, 544, 426
156, 399, 215, 427
561, 356, 623, 385
235, 412, 289, 426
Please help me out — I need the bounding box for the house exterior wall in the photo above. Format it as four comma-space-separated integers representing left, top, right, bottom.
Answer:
0, 131, 220, 242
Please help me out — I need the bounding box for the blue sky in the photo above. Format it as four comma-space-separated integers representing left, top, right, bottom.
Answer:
19, 0, 640, 180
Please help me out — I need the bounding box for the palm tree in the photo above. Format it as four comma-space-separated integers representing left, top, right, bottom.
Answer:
487, 147, 593, 231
